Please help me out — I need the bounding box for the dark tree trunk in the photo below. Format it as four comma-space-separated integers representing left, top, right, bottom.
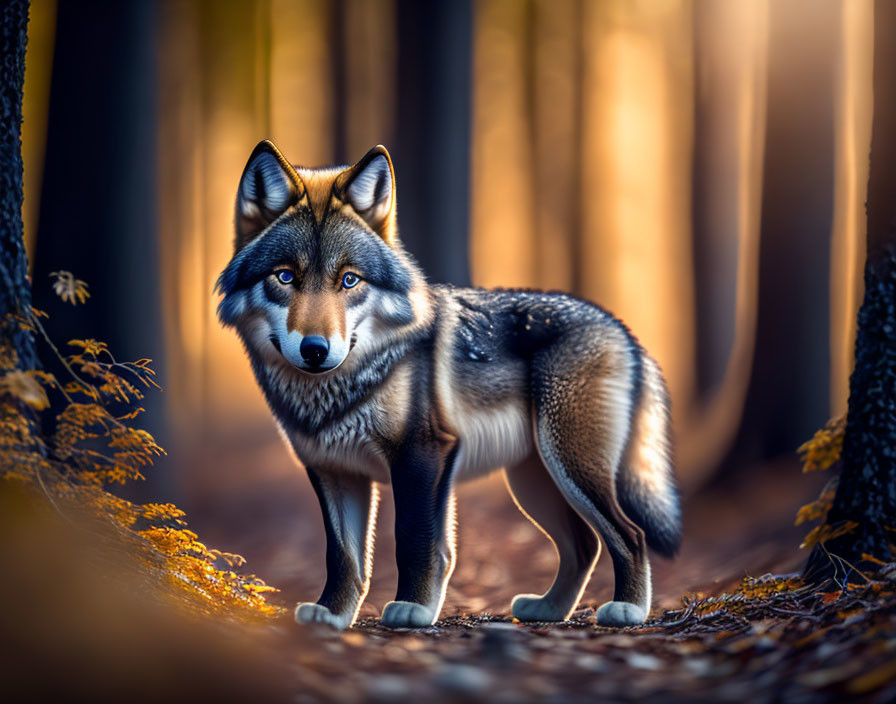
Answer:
394, 0, 472, 286
0, 0, 37, 371
31, 0, 161, 370
726, 0, 837, 471
805, 0, 896, 582
30, 0, 169, 501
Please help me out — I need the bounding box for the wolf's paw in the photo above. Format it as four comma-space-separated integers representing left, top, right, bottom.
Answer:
380, 601, 436, 628
294, 602, 353, 630
595, 601, 647, 627
511, 594, 569, 622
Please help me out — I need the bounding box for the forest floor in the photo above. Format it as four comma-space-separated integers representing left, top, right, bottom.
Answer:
164, 435, 896, 703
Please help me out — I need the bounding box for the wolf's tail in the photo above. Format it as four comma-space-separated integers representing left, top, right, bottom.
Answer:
617, 354, 682, 558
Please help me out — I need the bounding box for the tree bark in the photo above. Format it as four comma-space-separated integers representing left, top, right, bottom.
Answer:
805, 0, 896, 582
0, 0, 37, 371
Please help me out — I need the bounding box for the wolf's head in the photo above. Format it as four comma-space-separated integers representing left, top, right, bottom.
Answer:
216, 140, 429, 375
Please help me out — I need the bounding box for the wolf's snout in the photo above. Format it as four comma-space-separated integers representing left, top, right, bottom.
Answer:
300, 335, 330, 367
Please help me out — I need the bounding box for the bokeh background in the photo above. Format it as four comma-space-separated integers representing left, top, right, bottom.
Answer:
21, 0, 872, 615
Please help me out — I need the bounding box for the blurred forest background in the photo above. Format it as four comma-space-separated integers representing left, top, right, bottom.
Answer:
21, 0, 872, 616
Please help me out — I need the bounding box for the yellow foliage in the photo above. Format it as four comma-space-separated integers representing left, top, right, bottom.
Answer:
800, 520, 859, 550
50, 270, 90, 305
142, 502, 188, 526
0, 345, 18, 371
795, 483, 837, 526
67, 338, 109, 357
796, 417, 849, 550
0, 298, 284, 624
861, 553, 888, 566
0, 370, 49, 410
798, 415, 846, 473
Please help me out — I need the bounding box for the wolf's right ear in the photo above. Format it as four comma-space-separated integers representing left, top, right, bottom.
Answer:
234, 140, 304, 250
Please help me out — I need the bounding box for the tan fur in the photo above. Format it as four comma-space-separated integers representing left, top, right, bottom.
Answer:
290, 146, 399, 246
296, 167, 344, 224
628, 358, 671, 495
374, 360, 415, 441
287, 291, 346, 338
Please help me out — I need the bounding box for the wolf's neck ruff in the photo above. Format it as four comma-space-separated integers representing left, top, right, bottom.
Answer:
251, 329, 427, 435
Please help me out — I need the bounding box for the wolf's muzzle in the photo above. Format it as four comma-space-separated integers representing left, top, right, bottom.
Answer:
300, 335, 330, 368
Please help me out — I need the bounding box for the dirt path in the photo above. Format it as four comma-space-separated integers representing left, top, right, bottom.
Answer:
164, 439, 896, 702
181, 439, 821, 618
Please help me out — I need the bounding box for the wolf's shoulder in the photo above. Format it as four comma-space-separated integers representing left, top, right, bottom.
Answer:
431, 283, 617, 326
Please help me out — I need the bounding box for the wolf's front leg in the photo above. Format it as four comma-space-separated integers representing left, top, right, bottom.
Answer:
381, 444, 457, 628
295, 468, 378, 630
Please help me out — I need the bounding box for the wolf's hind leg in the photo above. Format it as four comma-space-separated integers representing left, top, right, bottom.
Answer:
532, 343, 652, 627
296, 469, 378, 630
505, 454, 599, 621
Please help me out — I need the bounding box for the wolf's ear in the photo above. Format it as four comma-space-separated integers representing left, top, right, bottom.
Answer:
235, 140, 304, 250
336, 145, 397, 245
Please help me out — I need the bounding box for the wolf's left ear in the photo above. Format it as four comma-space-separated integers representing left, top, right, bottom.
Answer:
336, 145, 397, 245
235, 140, 304, 250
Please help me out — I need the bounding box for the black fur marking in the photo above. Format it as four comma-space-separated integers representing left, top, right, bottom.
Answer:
217, 212, 315, 295
447, 286, 606, 364
307, 468, 373, 617
346, 285, 369, 309
325, 215, 412, 293
263, 276, 292, 307
454, 297, 495, 363
390, 423, 457, 606
622, 324, 645, 439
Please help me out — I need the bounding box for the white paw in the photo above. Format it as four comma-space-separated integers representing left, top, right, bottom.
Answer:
294, 602, 353, 630
380, 600, 436, 628
511, 594, 569, 622
595, 601, 647, 627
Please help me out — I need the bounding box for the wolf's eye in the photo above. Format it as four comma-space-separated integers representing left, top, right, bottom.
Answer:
341, 272, 361, 289
275, 270, 294, 285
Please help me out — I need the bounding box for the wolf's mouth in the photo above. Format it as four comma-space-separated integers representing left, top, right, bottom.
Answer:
273, 333, 356, 375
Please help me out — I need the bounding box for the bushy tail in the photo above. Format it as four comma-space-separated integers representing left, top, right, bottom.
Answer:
617, 355, 682, 557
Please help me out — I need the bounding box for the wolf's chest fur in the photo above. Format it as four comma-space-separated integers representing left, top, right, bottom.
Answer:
249, 295, 535, 483
251, 342, 415, 482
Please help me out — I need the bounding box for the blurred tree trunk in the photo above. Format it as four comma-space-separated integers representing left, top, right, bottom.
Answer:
805, 0, 896, 583
394, 0, 472, 286
726, 0, 837, 471
31, 0, 169, 499
0, 0, 37, 372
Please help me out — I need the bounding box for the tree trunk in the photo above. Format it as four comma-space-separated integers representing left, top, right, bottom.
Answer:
805, 0, 896, 583
0, 0, 37, 371
394, 0, 473, 286
728, 0, 837, 470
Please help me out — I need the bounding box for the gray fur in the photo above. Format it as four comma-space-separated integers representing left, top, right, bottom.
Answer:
249, 337, 418, 435
218, 143, 681, 630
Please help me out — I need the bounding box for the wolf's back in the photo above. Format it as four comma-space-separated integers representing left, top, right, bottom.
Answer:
617, 353, 682, 557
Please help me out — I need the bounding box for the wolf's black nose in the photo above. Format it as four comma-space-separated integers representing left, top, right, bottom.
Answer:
300, 335, 329, 367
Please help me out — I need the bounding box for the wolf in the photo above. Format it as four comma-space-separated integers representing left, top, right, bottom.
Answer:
216, 140, 681, 630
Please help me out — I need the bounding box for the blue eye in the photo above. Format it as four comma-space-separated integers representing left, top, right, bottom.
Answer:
275, 270, 294, 285
341, 272, 361, 289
